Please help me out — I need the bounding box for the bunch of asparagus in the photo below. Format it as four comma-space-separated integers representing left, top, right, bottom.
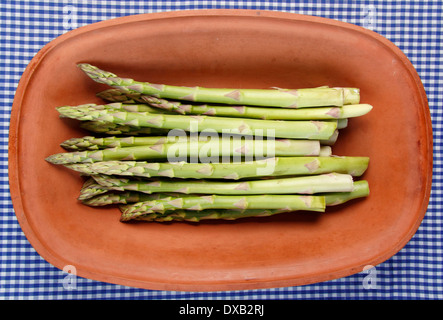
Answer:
45, 63, 372, 222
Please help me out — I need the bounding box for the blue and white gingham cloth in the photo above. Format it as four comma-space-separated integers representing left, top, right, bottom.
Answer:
1, 0, 442, 300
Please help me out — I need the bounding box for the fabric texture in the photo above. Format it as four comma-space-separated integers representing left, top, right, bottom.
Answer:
1, 0, 441, 299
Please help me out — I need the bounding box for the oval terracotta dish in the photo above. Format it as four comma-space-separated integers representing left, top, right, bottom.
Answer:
9, 10, 432, 291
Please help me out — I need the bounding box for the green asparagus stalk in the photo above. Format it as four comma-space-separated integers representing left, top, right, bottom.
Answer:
91, 172, 355, 195
56, 104, 338, 140
79, 63, 360, 108
98, 89, 372, 120
117, 180, 369, 221
142, 94, 371, 119
81, 191, 180, 206
78, 177, 111, 200
47, 138, 321, 164
79, 121, 170, 136
59, 135, 315, 152
125, 208, 292, 222
119, 194, 325, 221
61, 135, 186, 151
120, 180, 369, 222
85, 102, 171, 114
83, 180, 369, 208
323, 180, 370, 205
64, 156, 369, 180
97, 88, 147, 103
102, 97, 346, 145
78, 105, 349, 137
82, 190, 293, 223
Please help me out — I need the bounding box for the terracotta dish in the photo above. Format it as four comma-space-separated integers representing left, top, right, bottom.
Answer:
9, 10, 432, 291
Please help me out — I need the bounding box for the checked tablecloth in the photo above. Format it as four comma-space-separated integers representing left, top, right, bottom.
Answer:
1, 0, 442, 300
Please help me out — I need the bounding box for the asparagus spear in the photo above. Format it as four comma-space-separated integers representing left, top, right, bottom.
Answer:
61, 135, 199, 151
81, 189, 294, 223
97, 88, 147, 104
79, 63, 360, 108
117, 180, 369, 221
323, 180, 370, 205
91, 172, 355, 195
79, 121, 170, 136
98, 89, 372, 120
64, 156, 369, 180
83, 180, 369, 208
81, 191, 182, 206
86, 102, 172, 114
47, 138, 321, 164
143, 94, 371, 119
98, 99, 347, 141
56, 104, 338, 140
59, 135, 315, 152
124, 208, 292, 222
119, 194, 325, 221
79, 105, 349, 137
120, 180, 369, 222
78, 177, 111, 200
117, 180, 367, 214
